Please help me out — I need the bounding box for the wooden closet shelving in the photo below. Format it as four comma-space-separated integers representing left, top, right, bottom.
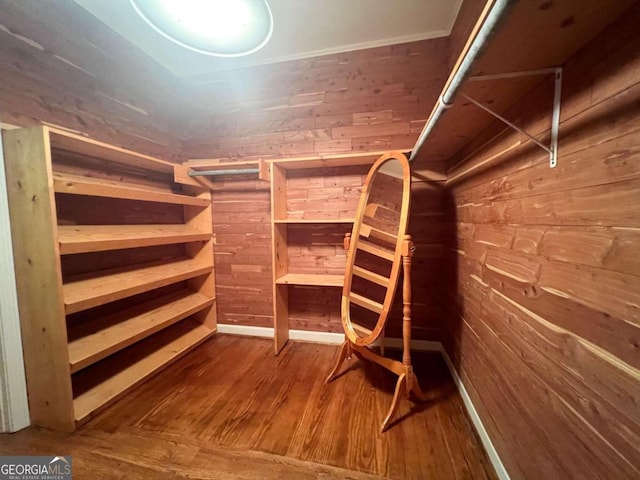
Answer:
2, 125, 217, 431
63, 257, 212, 314
57, 224, 210, 254
71, 319, 212, 422
67, 289, 214, 373
269, 150, 409, 354
53, 172, 210, 206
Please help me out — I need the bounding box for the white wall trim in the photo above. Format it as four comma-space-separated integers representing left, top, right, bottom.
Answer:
216, 324, 275, 338
289, 329, 345, 344
0, 132, 30, 432
216, 324, 442, 351
188, 29, 452, 81
440, 347, 510, 480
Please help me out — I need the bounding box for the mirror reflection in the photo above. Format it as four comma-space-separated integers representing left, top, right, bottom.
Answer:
346, 157, 406, 341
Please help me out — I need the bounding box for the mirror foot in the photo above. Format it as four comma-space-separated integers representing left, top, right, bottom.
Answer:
326, 341, 350, 384
381, 373, 407, 432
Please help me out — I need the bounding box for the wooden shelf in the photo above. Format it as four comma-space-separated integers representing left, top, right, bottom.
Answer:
3, 125, 217, 432
269, 150, 409, 170
276, 273, 344, 287
274, 218, 354, 224
68, 290, 214, 373
53, 172, 209, 207
58, 224, 211, 254
72, 319, 214, 423
63, 258, 212, 314
48, 127, 175, 174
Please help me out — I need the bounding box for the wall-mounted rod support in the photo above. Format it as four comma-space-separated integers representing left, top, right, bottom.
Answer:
461, 66, 562, 168
550, 69, 562, 168
410, 0, 514, 162
461, 94, 551, 153
189, 168, 260, 177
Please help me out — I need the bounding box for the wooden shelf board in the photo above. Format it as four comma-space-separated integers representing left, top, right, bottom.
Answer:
53, 172, 209, 207
68, 290, 214, 373
269, 150, 410, 170
63, 258, 213, 314
48, 127, 175, 174
274, 218, 354, 224
58, 224, 211, 255
276, 273, 344, 287
72, 319, 214, 423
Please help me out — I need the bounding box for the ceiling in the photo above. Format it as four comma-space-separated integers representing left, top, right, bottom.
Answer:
74, 0, 462, 80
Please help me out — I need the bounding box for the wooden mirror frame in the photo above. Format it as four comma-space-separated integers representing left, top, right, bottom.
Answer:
342, 151, 411, 346
327, 151, 428, 432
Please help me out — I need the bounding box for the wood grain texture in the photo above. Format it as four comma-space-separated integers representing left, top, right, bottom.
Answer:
412, 0, 637, 168
443, 5, 640, 478
0, 0, 183, 160
0, 336, 497, 480
181, 37, 449, 162
2, 127, 74, 431
212, 181, 274, 328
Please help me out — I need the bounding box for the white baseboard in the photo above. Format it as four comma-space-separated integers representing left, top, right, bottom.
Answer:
440, 347, 510, 480
216, 324, 441, 351
289, 329, 345, 344
217, 324, 274, 338
216, 323, 508, 479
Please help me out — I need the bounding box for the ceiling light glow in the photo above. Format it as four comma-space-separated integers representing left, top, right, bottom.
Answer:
130, 0, 273, 57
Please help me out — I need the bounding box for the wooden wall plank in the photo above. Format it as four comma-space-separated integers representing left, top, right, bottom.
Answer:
181, 38, 448, 160
184, 38, 450, 338
444, 5, 640, 478
0, 0, 182, 160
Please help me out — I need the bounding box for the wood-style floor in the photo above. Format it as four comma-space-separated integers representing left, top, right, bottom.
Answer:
0, 336, 497, 479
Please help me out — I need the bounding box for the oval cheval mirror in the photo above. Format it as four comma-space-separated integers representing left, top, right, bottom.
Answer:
326, 151, 428, 432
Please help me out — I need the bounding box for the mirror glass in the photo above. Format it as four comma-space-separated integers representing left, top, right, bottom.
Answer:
343, 155, 409, 345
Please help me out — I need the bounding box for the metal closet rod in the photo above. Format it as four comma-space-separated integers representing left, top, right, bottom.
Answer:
188, 168, 259, 177
409, 0, 514, 162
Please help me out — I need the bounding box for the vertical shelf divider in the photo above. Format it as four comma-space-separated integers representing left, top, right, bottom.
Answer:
271, 163, 289, 354
2, 126, 75, 431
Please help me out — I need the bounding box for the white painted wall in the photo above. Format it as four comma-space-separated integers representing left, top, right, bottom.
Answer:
0, 132, 30, 432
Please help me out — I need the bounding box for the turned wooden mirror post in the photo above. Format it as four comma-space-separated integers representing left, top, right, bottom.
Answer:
326, 151, 428, 432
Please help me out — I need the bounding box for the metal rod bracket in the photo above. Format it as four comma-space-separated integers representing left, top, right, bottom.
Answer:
466, 67, 562, 168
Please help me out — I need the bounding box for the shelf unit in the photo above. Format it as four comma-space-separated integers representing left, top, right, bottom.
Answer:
2, 125, 216, 431
269, 151, 406, 353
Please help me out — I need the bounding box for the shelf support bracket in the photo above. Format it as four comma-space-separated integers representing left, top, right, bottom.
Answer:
466, 67, 562, 168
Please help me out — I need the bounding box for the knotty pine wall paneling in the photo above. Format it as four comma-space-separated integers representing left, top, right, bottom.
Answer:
188, 38, 451, 338
443, 5, 640, 478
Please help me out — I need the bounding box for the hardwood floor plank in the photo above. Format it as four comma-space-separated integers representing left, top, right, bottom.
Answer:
0, 336, 497, 480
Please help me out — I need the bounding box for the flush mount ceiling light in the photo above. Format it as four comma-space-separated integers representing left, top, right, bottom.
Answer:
130, 0, 273, 57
